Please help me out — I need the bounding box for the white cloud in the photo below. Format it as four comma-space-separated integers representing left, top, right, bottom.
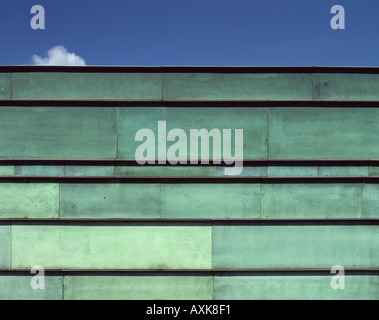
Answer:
32, 45, 86, 66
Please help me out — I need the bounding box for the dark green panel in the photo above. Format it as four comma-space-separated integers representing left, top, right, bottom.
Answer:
261, 183, 362, 219
117, 166, 217, 176
267, 166, 318, 177
362, 184, 379, 218
217, 167, 267, 177
318, 167, 369, 177
12, 225, 212, 269
213, 226, 379, 269
163, 73, 313, 100
15, 166, 64, 176
64, 275, 213, 300
12, 73, 162, 100
0, 107, 116, 159
118, 107, 267, 160
60, 183, 159, 219
0, 73, 11, 99
161, 184, 260, 219
313, 74, 379, 100
0, 275, 62, 300
65, 166, 115, 176
214, 275, 379, 300
369, 167, 379, 177
269, 108, 379, 159
0, 183, 59, 218
0, 166, 14, 176
0, 226, 10, 268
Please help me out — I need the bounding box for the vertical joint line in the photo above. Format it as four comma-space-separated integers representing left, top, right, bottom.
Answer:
161, 72, 164, 101
58, 183, 61, 219
10, 73, 13, 99
311, 73, 316, 101
266, 107, 269, 161
9, 221, 12, 269
158, 183, 161, 219
116, 106, 120, 160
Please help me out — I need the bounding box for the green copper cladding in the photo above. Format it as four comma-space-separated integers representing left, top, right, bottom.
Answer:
12, 72, 162, 100
214, 275, 379, 300
213, 225, 379, 269
12, 225, 212, 270
0, 67, 378, 300
64, 275, 213, 300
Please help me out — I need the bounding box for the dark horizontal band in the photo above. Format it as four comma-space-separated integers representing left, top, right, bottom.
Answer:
0, 176, 379, 183
1, 219, 378, 226
1, 100, 379, 107
0, 269, 378, 276
1, 159, 379, 166
1, 65, 379, 74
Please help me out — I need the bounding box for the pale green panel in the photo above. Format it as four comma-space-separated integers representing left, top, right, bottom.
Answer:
64, 275, 213, 300
12, 225, 212, 269
261, 183, 361, 219
65, 166, 115, 176
213, 226, 379, 269
0, 73, 11, 99
268, 166, 318, 177
0, 183, 59, 218
163, 73, 313, 100
15, 166, 64, 176
0, 166, 14, 176
0, 275, 62, 300
217, 167, 267, 176
0, 226, 10, 268
161, 184, 260, 219
12, 73, 162, 100
60, 183, 159, 219
117, 166, 217, 176
362, 184, 379, 218
369, 167, 379, 176
269, 108, 379, 159
0, 107, 117, 159
318, 167, 368, 177
313, 74, 379, 100
214, 275, 379, 300
118, 107, 267, 160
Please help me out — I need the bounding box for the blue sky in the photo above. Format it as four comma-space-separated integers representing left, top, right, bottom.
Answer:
0, 0, 378, 66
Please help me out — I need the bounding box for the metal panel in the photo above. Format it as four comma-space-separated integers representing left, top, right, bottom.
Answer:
60, 183, 160, 219
118, 107, 267, 160
313, 74, 379, 100
15, 166, 65, 176
12, 225, 212, 269
318, 167, 369, 177
0, 226, 10, 268
163, 73, 313, 100
268, 166, 318, 177
65, 166, 115, 176
369, 167, 379, 177
117, 166, 217, 177
0, 73, 11, 99
261, 183, 362, 219
0, 275, 62, 300
0, 166, 14, 176
214, 275, 379, 300
269, 107, 379, 159
362, 184, 379, 218
212, 225, 379, 269
0, 107, 117, 159
160, 184, 260, 219
217, 167, 267, 177
0, 183, 59, 218
64, 275, 213, 300
12, 73, 162, 100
